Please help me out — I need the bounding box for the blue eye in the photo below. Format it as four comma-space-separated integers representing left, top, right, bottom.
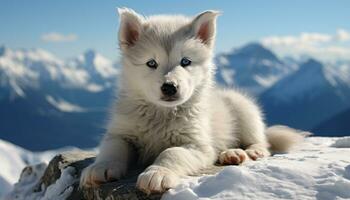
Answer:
180, 57, 191, 67
146, 59, 158, 69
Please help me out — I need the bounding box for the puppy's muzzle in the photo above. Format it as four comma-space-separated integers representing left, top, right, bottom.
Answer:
161, 82, 178, 100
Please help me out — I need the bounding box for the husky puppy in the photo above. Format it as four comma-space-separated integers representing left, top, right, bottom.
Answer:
80, 8, 304, 194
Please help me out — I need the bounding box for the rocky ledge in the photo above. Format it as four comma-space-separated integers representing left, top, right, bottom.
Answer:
6, 151, 222, 200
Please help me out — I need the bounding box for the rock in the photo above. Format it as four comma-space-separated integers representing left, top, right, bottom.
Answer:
7, 151, 223, 200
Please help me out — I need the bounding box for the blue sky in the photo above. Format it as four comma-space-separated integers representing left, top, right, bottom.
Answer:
1, 0, 350, 61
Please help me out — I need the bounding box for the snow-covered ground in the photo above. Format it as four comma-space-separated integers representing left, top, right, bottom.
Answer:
0, 139, 79, 199
163, 137, 350, 200
1, 137, 350, 200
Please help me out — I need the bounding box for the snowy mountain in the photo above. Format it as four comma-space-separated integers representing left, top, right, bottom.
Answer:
215, 43, 296, 95
313, 108, 350, 136
0, 46, 118, 97
215, 43, 350, 135
66, 49, 118, 92
260, 59, 350, 131
1, 43, 350, 152
0, 46, 119, 150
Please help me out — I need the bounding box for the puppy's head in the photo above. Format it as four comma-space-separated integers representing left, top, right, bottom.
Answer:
118, 8, 219, 107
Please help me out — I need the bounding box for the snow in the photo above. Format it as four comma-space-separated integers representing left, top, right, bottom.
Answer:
46, 95, 86, 112
260, 59, 274, 67
331, 136, 350, 148
85, 83, 104, 92
93, 54, 119, 78
2, 137, 350, 199
324, 63, 350, 87
4, 164, 77, 200
60, 66, 91, 87
0, 139, 37, 185
8, 78, 26, 97
253, 74, 280, 88
0, 176, 12, 198
220, 69, 235, 86
0, 47, 119, 96
217, 56, 230, 66
0, 49, 40, 97
75, 50, 119, 79
345, 166, 350, 179
4, 164, 47, 200
41, 167, 76, 200
0, 139, 79, 199
163, 137, 350, 200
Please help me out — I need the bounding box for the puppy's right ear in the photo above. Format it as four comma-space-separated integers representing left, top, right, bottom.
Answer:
117, 8, 143, 49
191, 10, 220, 48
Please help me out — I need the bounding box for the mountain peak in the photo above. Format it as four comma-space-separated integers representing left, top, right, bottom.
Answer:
299, 58, 324, 74
233, 42, 279, 61
261, 57, 338, 103
0, 45, 7, 57
238, 42, 266, 52
83, 49, 97, 61
75, 49, 117, 80
303, 58, 323, 67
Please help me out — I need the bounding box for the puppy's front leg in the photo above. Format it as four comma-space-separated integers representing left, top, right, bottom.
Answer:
80, 134, 134, 187
137, 146, 215, 194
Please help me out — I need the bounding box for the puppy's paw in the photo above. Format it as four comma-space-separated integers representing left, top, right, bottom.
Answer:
245, 148, 270, 160
219, 149, 248, 165
137, 166, 179, 194
80, 161, 126, 188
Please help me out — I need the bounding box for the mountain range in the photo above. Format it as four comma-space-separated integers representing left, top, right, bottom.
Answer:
259, 59, 350, 131
1, 43, 350, 150
215, 43, 297, 95
0, 46, 118, 150
215, 43, 350, 135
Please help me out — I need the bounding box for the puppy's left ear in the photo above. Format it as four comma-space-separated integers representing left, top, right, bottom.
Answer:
191, 10, 220, 47
117, 8, 144, 50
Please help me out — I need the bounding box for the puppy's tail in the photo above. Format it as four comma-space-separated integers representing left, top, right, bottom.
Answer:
266, 125, 311, 153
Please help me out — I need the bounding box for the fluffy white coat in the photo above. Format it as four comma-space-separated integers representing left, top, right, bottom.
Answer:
80, 8, 305, 194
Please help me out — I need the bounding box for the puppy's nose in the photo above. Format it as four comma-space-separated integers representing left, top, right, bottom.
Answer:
161, 82, 177, 96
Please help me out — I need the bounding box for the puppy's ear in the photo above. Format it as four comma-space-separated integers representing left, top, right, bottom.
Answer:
117, 8, 143, 49
191, 10, 220, 47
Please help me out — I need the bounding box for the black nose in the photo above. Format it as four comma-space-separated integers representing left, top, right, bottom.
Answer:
161, 82, 177, 96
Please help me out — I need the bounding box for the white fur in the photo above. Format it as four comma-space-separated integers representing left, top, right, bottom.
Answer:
80, 8, 305, 194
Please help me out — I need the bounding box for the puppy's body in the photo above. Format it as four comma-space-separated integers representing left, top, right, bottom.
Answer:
109, 87, 265, 163
80, 8, 304, 194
